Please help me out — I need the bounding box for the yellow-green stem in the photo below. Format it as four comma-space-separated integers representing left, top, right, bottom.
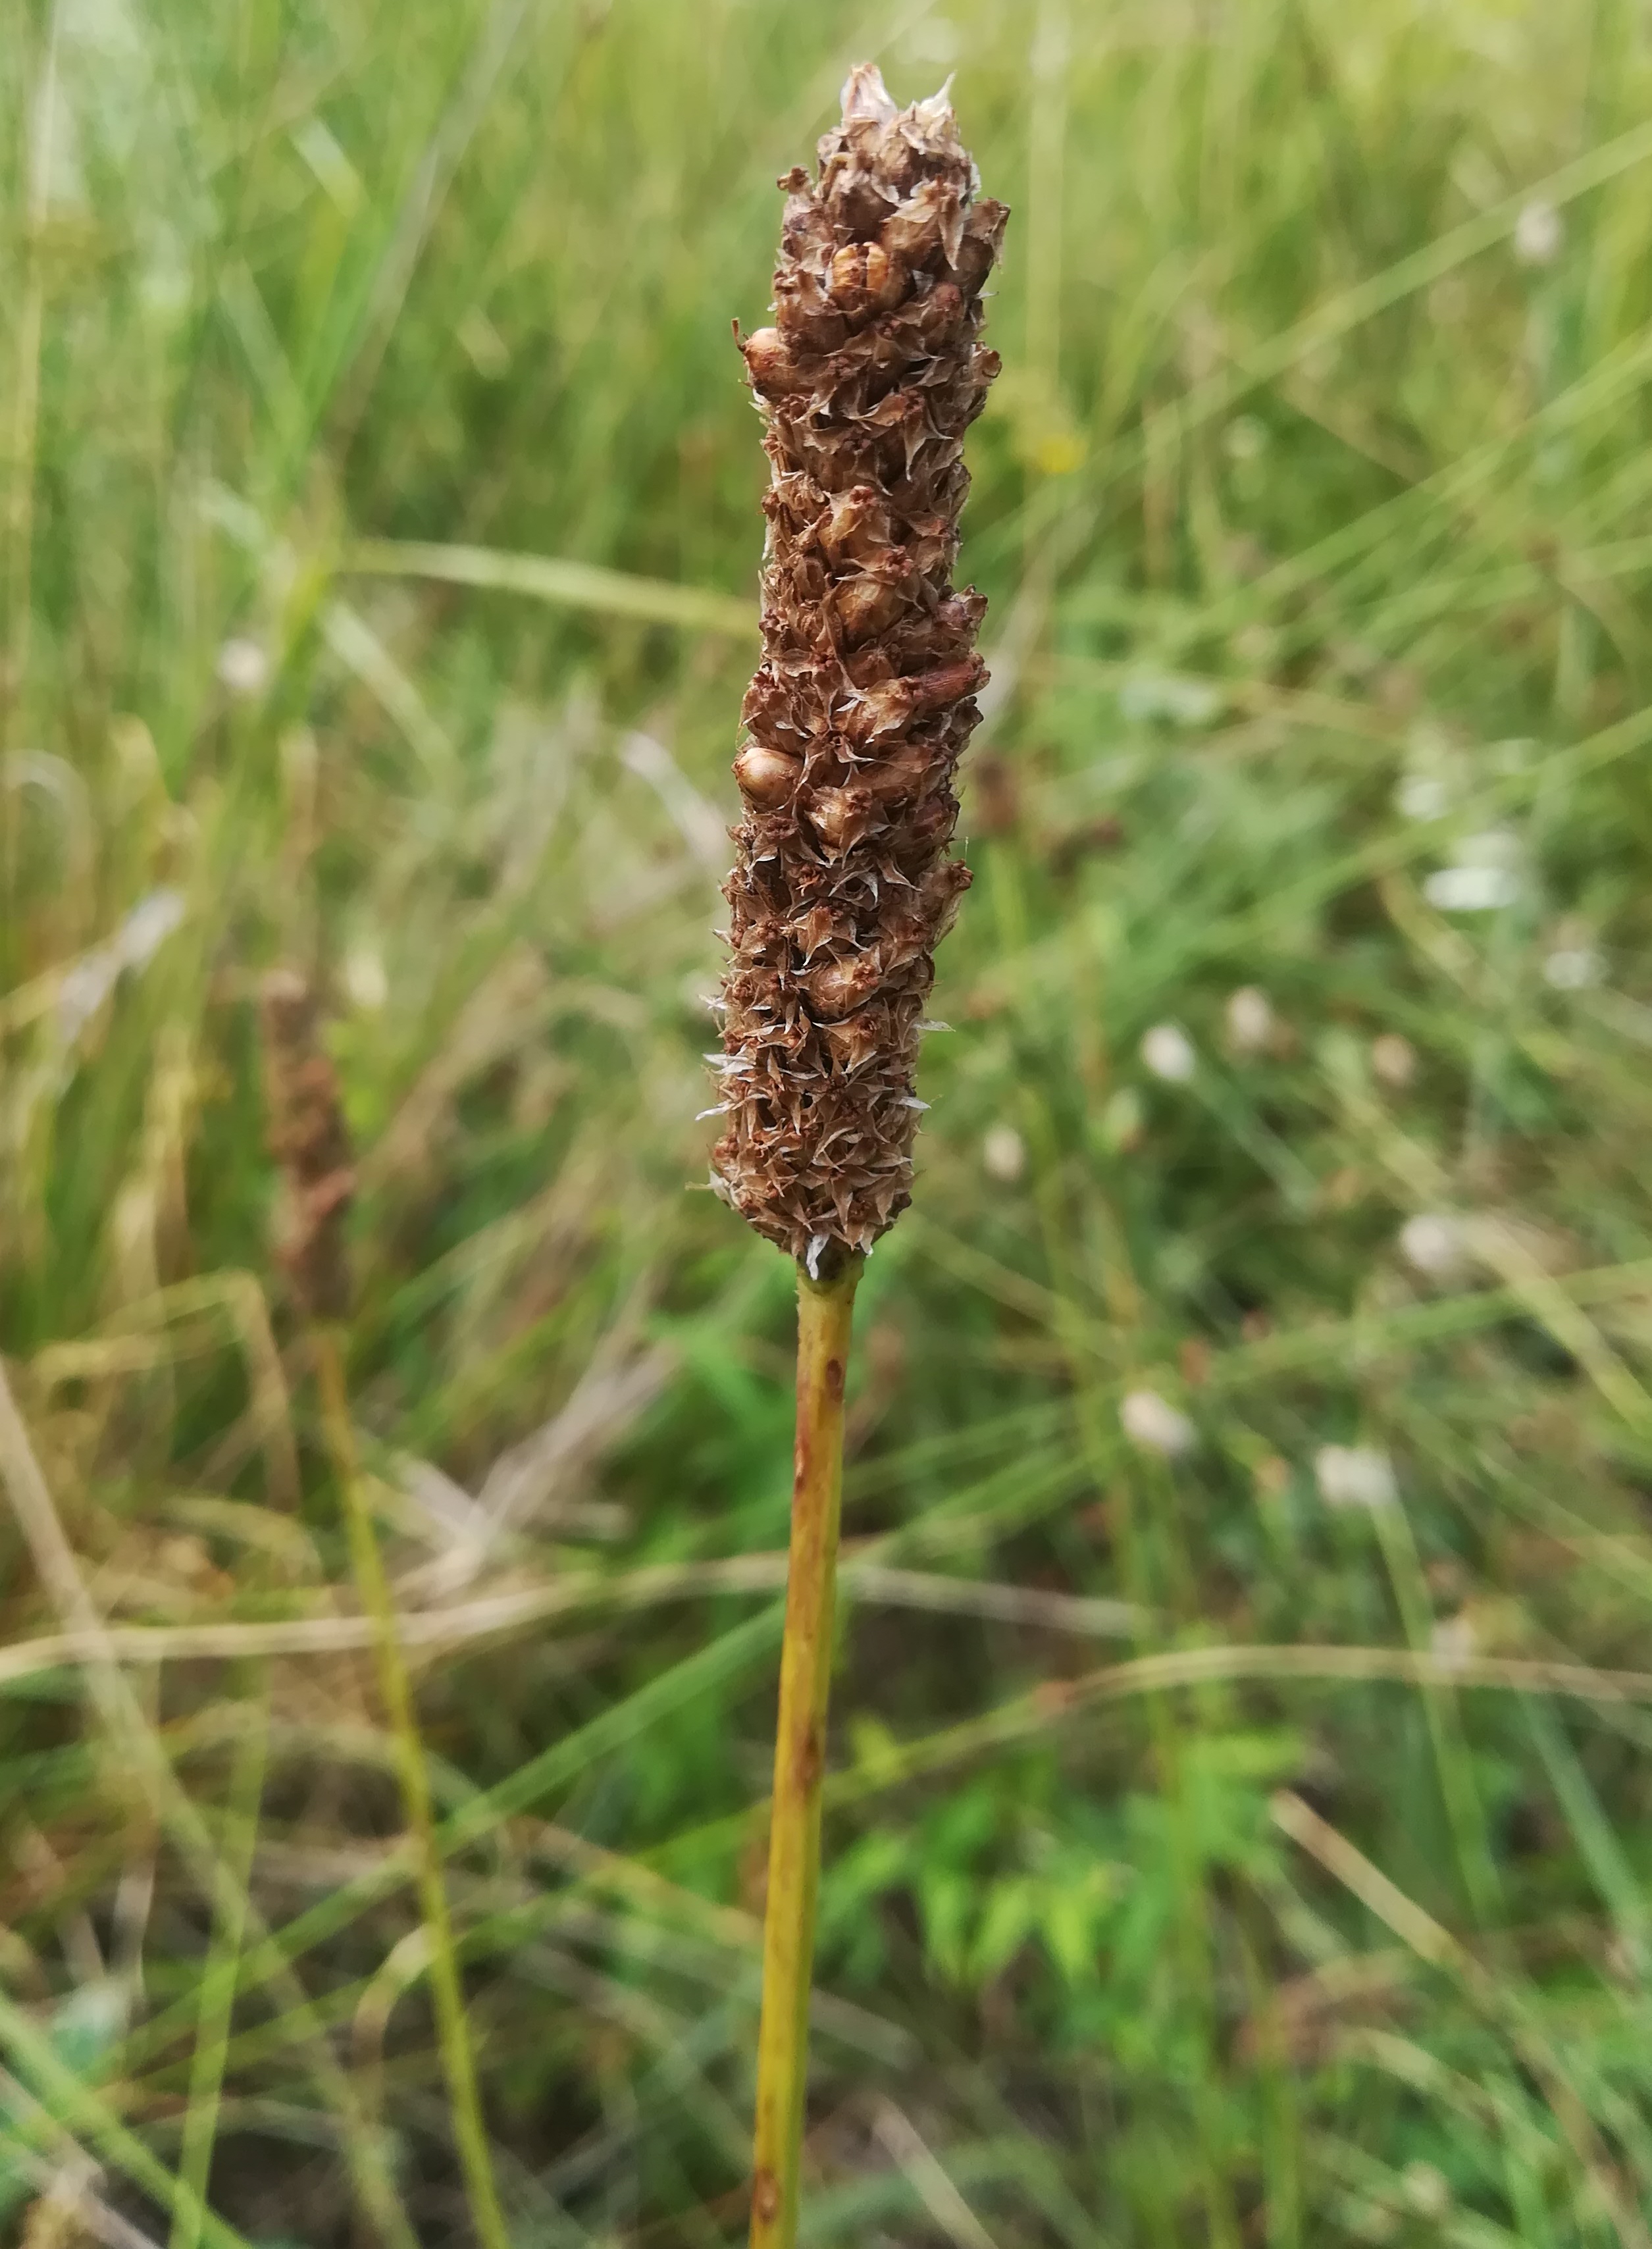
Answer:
313, 1328, 511, 2249
5, 13, 51, 760
749, 1254, 861, 2249
171, 1675, 267, 2249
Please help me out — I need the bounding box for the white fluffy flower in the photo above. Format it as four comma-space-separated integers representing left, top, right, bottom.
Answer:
1141, 1023, 1197, 1083
216, 636, 270, 698
1425, 829, 1521, 912
1514, 199, 1563, 268
1225, 985, 1274, 1055
1543, 947, 1599, 991
1224, 415, 1268, 462
1314, 1445, 1397, 1510
1371, 1033, 1416, 1088
981, 1122, 1027, 1184
1121, 1389, 1196, 1459
1396, 773, 1449, 821
1424, 865, 1518, 912
344, 943, 389, 1012
1399, 1212, 1466, 1278
1430, 1611, 1477, 1672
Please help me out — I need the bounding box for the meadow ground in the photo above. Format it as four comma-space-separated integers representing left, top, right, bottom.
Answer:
7, 1, 1652, 2241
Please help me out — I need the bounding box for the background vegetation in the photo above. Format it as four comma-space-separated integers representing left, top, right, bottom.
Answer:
7, 0, 1652, 2240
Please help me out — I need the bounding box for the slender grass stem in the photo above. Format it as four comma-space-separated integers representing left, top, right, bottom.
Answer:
749, 1255, 861, 2249
171, 1678, 267, 2249
312, 1326, 511, 2249
4, 7, 52, 759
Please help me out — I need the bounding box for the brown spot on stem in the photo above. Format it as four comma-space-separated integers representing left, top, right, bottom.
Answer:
824, 1357, 844, 1401
753, 2169, 781, 2225
792, 1724, 824, 1794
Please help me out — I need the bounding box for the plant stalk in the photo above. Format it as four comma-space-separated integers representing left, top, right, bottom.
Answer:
312, 1326, 511, 2249
749, 1254, 862, 2249
171, 1676, 267, 2249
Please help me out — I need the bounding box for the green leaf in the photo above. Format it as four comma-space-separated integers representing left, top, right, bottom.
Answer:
971, 1877, 1040, 1984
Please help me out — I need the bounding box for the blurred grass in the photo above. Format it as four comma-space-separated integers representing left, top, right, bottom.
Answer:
7, 0, 1652, 2240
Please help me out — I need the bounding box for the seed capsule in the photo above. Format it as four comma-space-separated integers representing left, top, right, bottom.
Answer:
817, 484, 893, 564
827, 240, 910, 313
805, 954, 883, 1020
832, 571, 910, 643
741, 326, 809, 397
810, 785, 876, 854
734, 742, 803, 807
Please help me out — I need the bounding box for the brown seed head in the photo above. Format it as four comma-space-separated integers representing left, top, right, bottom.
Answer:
260, 968, 355, 1321
709, 64, 1006, 1270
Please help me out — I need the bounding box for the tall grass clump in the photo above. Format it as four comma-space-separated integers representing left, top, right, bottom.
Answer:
710, 63, 1003, 2243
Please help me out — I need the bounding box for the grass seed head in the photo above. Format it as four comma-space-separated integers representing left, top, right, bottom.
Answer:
710, 62, 1006, 1266
260, 968, 355, 1321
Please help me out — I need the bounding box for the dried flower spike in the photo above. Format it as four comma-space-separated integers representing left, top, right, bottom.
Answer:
259, 966, 510, 2241
711, 62, 1006, 1270
259, 968, 355, 1320
735, 68, 1005, 2249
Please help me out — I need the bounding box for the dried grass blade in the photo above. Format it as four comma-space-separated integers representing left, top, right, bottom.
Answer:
344, 538, 757, 638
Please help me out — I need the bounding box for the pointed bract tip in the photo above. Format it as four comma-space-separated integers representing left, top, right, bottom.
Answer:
910, 76, 957, 130
840, 61, 897, 126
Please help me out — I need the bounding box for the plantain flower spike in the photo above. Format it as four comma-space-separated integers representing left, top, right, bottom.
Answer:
260, 968, 355, 1321
710, 64, 1006, 1275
